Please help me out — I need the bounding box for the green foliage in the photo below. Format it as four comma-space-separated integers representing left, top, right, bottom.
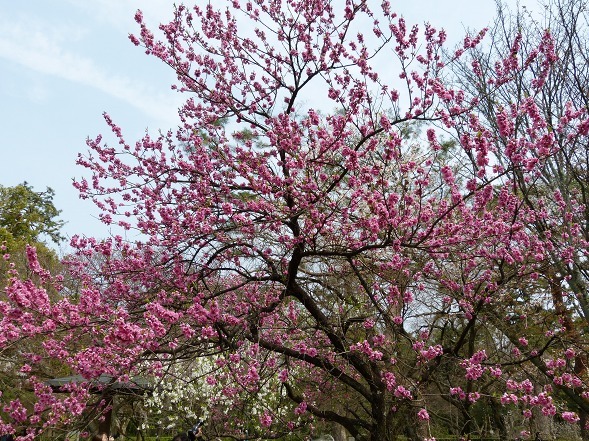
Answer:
0, 182, 65, 286
0, 182, 65, 250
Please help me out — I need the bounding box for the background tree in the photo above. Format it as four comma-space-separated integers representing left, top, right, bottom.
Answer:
0, 183, 64, 247
0, 183, 67, 438
0, 182, 64, 281
450, 0, 589, 438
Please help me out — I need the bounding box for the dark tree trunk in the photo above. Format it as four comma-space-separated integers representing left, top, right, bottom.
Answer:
490, 397, 509, 441
580, 409, 589, 441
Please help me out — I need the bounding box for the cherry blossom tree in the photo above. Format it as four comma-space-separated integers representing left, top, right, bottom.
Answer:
450, 0, 589, 438
2, 1, 589, 440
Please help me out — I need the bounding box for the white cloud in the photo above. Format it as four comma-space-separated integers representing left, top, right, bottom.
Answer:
0, 16, 181, 128
63, 0, 175, 33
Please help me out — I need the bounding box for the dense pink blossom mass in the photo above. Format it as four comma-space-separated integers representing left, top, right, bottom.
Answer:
2, 1, 589, 440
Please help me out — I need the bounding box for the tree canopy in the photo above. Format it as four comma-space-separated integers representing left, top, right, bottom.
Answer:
2, 1, 589, 440
0, 182, 64, 251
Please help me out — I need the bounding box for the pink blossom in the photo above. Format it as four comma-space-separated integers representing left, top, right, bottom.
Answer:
562, 412, 579, 423
417, 408, 430, 420
394, 386, 412, 400
294, 402, 307, 415
382, 372, 396, 391
260, 411, 273, 427
278, 369, 289, 383
468, 392, 481, 403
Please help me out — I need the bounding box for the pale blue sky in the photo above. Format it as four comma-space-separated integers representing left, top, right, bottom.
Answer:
0, 0, 534, 245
